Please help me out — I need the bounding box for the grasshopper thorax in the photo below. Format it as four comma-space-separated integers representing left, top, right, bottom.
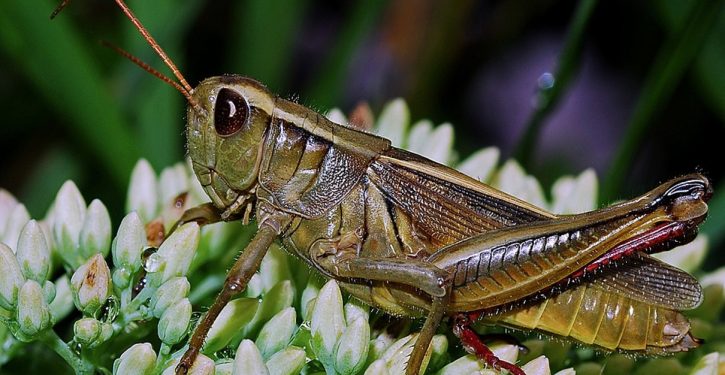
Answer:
186, 75, 276, 217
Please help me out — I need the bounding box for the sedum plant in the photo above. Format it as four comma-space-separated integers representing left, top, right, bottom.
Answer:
0, 99, 723, 375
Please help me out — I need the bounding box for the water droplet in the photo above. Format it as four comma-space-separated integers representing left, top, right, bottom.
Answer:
71, 340, 83, 355
141, 246, 158, 262
95, 296, 120, 323
142, 248, 162, 272
537, 72, 555, 90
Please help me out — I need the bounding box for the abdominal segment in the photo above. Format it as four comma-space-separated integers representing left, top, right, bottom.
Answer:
486, 283, 699, 353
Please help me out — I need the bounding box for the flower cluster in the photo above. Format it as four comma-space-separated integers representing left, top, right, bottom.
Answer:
0, 99, 722, 374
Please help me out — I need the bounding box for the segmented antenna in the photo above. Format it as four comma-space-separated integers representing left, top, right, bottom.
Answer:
101, 41, 195, 104
51, 0, 203, 114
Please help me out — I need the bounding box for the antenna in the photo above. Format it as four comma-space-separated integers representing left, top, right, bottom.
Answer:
101, 41, 199, 108
51, 0, 204, 113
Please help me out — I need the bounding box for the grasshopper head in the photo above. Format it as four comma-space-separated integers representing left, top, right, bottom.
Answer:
186, 75, 276, 214
644, 173, 712, 226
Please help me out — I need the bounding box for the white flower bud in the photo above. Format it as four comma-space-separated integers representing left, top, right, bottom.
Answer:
2, 203, 30, 253
74, 317, 102, 345
310, 280, 345, 371
145, 223, 199, 288
162, 354, 215, 375
689, 352, 719, 375
126, 159, 158, 223
255, 307, 296, 359
363, 360, 389, 375
265, 346, 306, 375
521, 355, 550, 375
114, 342, 157, 375
80, 199, 111, 259
71, 254, 112, 315
232, 340, 269, 375
457, 147, 500, 183
205, 297, 259, 353
407, 120, 453, 165
550, 169, 597, 214
494, 160, 546, 209
325, 108, 347, 124
375, 98, 409, 148
16, 280, 52, 336
112, 212, 146, 272
149, 277, 190, 318
157, 298, 191, 345
334, 317, 370, 375
0, 242, 25, 309
344, 300, 369, 326
0, 189, 19, 232
52, 181, 87, 268
16, 220, 51, 283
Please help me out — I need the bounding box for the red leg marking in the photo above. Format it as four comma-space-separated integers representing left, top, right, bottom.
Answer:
453, 314, 525, 375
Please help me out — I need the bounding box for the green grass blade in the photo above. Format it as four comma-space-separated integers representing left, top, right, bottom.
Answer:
0, 0, 140, 186
653, 2, 725, 124
116, 0, 207, 170
226, 0, 310, 92
601, 0, 723, 203
512, 0, 598, 168
306, 0, 387, 109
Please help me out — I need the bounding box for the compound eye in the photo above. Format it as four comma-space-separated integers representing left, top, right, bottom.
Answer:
214, 88, 249, 136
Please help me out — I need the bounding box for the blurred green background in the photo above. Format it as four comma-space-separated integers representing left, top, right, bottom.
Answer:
0, 0, 724, 267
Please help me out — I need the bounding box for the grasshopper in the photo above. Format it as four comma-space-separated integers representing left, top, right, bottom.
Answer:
56, 1, 712, 374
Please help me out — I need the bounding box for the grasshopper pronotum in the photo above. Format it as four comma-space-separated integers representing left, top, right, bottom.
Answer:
55, 1, 712, 374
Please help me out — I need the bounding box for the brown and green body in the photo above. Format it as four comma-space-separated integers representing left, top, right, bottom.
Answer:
180, 75, 709, 374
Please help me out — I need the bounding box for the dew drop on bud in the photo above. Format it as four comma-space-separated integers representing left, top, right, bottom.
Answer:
141, 247, 161, 272
95, 295, 120, 323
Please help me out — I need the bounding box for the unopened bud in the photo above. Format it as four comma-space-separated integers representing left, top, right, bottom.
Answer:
52, 181, 87, 268
145, 223, 199, 288
205, 297, 259, 353
74, 317, 102, 345
71, 254, 112, 315
16, 280, 52, 337
112, 212, 146, 272
265, 347, 306, 375
1, 203, 30, 251
126, 160, 158, 223
310, 280, 345, 370
232, 340, 269, 375
157, 298, 191, 345
16, 220, 51, 283
149, 277, 190, 318
80, 199, 111, 259
334, 317, 370, 374
114, 342, 157, 375
0, 243, 25, 309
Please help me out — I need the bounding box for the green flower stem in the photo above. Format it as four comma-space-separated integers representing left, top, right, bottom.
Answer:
601, 0, 722, 202
119, 287, 133, 310
513, 0, 598, 167
154, 342, 173, 374
113, 287, 154, 333
38, 330, 95, 375
124, 285, 155, 314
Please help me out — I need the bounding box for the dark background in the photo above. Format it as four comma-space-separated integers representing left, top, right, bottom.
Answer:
1, 0, 724, 266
